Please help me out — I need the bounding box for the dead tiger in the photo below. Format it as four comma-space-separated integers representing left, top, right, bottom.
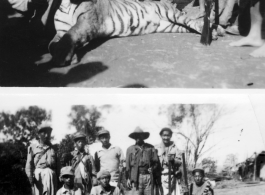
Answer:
50, 0, 225, 66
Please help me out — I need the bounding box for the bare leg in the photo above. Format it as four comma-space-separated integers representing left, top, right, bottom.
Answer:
219, 0, 237, 26
190, 0, 206, 19
230, 1, 264, 47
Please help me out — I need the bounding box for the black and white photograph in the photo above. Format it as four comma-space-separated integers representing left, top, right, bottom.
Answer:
0, 92, 264, 195
1, 0, 265, 88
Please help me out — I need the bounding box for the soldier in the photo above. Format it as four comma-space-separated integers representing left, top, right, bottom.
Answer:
25, 122, 57, 195
155, 128, 182, 195
71, 132, 97, 195
94, 129, 125, 187
56, 166, 82, 195
90, 170, 121, 195
125, 127, 159, 195
190, 167, 214, 195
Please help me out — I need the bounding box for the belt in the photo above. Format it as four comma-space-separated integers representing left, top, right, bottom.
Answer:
139, 170, 149, 175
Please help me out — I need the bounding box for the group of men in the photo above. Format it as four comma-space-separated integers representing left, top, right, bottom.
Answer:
25, 124, 214, 195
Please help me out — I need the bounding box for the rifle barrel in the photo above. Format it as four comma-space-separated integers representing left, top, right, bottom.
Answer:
182, 153, 189, 195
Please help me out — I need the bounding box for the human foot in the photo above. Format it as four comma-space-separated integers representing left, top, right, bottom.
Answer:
229, 36, 264, 47
250, 43, 265, 57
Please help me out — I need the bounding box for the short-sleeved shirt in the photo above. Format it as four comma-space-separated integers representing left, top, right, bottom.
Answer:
95, 145, 125, 180
25, 142, 57, 178
90, 185, 120, 195
155, 141, 182, 171
56, 185, 82, 195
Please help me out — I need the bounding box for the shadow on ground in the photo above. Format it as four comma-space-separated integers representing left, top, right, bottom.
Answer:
1, 15, 265, 88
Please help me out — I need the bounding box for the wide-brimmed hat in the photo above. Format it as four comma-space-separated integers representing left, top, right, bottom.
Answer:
37, 122, 52, 133
192, 166, 205, 176
159, 127, 173, 136
72, 132, 86, 142
129, 127, 150, 140
97, 170, 111, 179
59, 166, 74, 180
97, 129, 110, 137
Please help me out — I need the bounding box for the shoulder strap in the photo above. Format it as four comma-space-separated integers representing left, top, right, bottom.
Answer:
34, 146, 51, 167
190, 183, 193, 195
71, 154, 85, 170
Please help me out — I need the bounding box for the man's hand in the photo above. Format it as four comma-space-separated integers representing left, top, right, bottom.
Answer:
167, 154, 174, 162
127, 179, 132, 189
28, 176, 34, 185
92, 177, 98, 186
148, 168, 152, 173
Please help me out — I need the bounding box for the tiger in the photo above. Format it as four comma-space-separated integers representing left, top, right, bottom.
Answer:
49, 0, 225, 66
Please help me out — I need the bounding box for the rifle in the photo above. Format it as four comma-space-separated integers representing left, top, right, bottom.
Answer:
31, 185, 35, 195
182, 153, 189, 195
168, 158, 172, 195
150, 162, 154, 195
118, 167, 123, 189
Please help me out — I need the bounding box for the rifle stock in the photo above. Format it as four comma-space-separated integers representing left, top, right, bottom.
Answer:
182, 153, 189, 195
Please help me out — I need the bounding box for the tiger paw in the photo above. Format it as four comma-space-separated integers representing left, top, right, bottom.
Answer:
51, 35, 76, 67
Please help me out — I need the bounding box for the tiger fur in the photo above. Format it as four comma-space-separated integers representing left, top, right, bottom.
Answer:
50, 0, 225, 66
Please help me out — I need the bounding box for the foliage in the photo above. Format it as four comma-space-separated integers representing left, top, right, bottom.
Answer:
161, 104, 224, 168
0, 106, 51, 145
223, 154, 238, 175
202, 157, 217, 174
0, 141, 31, 195
68, 105, 103, 142
57, 134, 75, 167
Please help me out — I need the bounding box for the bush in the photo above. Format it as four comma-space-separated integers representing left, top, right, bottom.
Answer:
0, 142, 31, 195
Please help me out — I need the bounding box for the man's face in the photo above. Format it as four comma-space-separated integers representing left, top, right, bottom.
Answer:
194, 172, 204, 185
99, 176, 110, 188
62, 175, 74, 186
38, 130, 51, 143
75, 138, 86, 151
161, 131, 172, 144
135, 134, 144, 145
99, 134, 110, 146
87, 135, 94, 145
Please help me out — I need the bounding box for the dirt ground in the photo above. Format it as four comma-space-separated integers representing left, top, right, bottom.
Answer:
0, 16, 264, 88
215, 182, 265, 195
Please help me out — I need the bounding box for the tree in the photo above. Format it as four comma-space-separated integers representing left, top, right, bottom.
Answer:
69, 105, 104, 143
201, 157, 217, 174
223, 154, 238, 176
0, 106, 51, 145
162, 104, 224, 168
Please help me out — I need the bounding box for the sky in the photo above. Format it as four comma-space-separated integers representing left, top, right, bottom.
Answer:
0, 92, 265, 171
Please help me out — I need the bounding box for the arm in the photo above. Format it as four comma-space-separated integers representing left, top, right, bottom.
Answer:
25, 145, 34, 184
174, 150, 182, 167
88, 155, 98, 186
118, 147, 125, 169
125, 147, 131, 180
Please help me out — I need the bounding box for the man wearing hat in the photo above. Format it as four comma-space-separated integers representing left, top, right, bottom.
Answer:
155, 127, 182, 195
125, 127, 159, 195
70, 132, 97, 195
94, 129, 125, 187
56, 166, 82, 195
190, 167, 214, 195
90, 170, 121, 195
25, 122, 58, 195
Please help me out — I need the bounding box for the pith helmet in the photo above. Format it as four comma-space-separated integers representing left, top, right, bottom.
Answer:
37, 121, 52, 133
72, 132, 86, 142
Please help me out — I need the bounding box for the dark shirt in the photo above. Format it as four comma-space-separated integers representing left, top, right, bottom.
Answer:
125, 142, 159, 184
